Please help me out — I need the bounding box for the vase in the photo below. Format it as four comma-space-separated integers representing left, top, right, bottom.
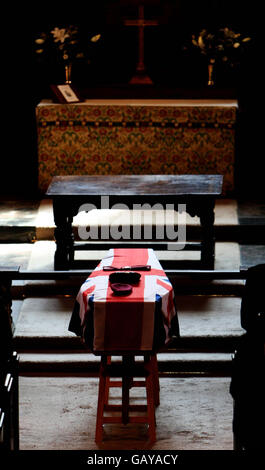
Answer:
207, 59, 215, 86
64, 63, 72, 84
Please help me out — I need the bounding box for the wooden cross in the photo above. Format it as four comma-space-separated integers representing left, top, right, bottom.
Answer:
124, 4, 158, 84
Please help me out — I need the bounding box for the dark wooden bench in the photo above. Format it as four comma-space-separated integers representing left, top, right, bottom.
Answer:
46, 174, 223, 270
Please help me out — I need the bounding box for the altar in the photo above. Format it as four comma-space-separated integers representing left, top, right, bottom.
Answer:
36, 99, 238, 194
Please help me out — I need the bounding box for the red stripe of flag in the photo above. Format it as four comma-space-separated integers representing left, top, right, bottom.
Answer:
156, 277, 172, 291
103, 249, 149, 350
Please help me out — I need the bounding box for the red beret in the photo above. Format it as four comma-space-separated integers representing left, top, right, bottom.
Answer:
110, 283, 133, 296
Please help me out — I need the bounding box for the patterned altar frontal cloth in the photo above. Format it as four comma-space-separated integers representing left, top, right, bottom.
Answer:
69, 248, 179, 353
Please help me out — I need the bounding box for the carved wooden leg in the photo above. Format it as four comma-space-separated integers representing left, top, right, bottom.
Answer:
53, 202, 74, 270
200, 201, 215, 270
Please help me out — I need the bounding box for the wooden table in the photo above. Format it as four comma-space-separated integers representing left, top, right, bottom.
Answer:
46, 174, 223, 270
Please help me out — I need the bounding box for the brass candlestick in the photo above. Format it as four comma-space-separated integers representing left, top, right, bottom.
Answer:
64, 63, 72, 84
208, 59, 215, 86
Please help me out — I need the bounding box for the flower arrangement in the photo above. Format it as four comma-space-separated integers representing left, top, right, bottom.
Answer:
191, 27, 251, 67
34, 25, 101, 82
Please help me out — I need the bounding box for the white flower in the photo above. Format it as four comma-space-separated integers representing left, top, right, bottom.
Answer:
51, 27, 70, 43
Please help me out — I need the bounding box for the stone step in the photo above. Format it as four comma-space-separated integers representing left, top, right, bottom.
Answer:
0, 199, 39, 242
18, 351, 233, 375
13, 295, 244, 352
1, 198, 240, 243
1, 199, 265, 245
35, 198, 239, 240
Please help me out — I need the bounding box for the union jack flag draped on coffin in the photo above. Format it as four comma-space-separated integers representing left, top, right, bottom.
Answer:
68, 248, 179, 352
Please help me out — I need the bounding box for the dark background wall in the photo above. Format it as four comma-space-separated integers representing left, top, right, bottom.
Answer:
1, 1, 261, 199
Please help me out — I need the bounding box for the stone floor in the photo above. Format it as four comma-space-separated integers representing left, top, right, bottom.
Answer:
19, 376, 233, 450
